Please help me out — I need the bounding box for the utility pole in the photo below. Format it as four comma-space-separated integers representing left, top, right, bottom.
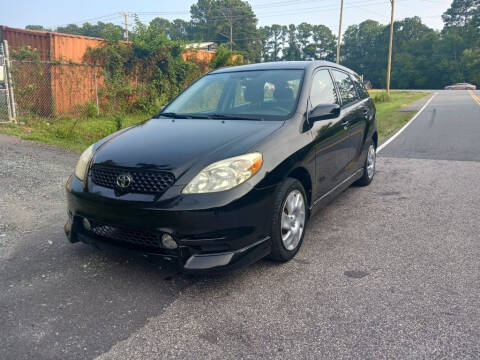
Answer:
229, 20, 233, 51
336, 0, 344, 64
386, 0, 395, 92
121, 12, 130, 42
222, 9, 234, 51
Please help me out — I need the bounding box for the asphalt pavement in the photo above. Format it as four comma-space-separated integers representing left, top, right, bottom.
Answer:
1, 90, 479, 359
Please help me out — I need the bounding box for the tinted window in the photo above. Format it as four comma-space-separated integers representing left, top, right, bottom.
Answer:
352, 75, 369, 99
310, 70, 338, 108
164, 69, 304, 120
331, 70, 359, 106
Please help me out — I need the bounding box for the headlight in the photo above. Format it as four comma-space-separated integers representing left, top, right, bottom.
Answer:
182, 153, 263, 194
74, 144, 94, 180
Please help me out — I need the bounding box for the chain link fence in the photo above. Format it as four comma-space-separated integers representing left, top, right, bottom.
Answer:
10, 59, 102, 120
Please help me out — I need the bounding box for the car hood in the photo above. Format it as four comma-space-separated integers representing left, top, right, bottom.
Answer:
92, 118, 283, 183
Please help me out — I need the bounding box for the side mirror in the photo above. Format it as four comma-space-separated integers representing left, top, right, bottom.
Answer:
309, 104, 340, 122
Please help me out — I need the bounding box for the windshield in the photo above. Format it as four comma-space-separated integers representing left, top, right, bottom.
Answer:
162, 69, 304, 120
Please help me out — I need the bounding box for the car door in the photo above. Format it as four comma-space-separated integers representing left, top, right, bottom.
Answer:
309, 68, 351, 199
350, 73, 374, 167
330, 69, 365, 178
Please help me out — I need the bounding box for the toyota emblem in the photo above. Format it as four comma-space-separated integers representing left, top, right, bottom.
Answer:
116, 174, 133, 189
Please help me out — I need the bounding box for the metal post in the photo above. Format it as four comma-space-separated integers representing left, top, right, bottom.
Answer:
337, 0, 344, 64
386, 0, 395, 93
3, 40, 16, 123
93, 64, 100, 116
0, 43, 11, 123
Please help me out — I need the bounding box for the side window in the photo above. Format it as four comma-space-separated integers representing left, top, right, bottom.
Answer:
310, 70, 338, 108
352, 75, 369, 99
331, 70, 359, 106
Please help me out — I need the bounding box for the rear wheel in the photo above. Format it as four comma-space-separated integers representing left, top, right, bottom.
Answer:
269, 178, 307, 262
355, 143, 376, 186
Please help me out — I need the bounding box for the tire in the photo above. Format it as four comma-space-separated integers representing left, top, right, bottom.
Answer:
355, 142, 376, 186
269, 178, 308, 262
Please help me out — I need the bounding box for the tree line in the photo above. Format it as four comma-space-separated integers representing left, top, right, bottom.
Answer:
26, 0, 480, 89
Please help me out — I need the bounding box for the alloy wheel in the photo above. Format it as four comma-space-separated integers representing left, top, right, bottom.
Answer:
367, 144, 376, 179
281, 189, 306, 251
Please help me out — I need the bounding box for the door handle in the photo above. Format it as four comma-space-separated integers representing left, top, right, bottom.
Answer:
362, 109, 369, 117
341, 121, 350, 129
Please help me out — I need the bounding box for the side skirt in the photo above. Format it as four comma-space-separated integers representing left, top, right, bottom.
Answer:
309, 169, 363, 215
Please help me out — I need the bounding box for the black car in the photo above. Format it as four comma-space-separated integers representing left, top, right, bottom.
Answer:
65, 61, 377, 273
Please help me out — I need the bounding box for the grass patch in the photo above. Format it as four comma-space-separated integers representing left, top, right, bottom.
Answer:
0, 113, 150, 152
0, 91, 430, 152
371, 90, 430, 142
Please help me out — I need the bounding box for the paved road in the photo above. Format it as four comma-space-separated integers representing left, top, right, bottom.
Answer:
1, 90, 480, 359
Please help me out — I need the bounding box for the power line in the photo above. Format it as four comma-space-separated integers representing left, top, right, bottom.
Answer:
55, 13, 121, 28
130, 0, 410, 23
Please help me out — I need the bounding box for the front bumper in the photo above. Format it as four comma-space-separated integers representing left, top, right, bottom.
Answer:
65, 175, 275, 273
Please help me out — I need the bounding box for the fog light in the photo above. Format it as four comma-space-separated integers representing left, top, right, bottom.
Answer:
161, 234, 177, 249
82, 218, 91, 231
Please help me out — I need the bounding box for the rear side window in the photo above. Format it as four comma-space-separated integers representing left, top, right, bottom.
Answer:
352, 75, 370, 99
331, 70, 359, 106
310, 70, 338, 108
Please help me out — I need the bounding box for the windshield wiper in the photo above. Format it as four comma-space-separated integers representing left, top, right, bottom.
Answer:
157, 112, 182, 119
157, 112, 210, 119
209, 114, 265, 121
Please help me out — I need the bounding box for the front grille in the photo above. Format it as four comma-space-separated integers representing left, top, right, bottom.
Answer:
89, 220, 162, 249
90, 165, 175, 194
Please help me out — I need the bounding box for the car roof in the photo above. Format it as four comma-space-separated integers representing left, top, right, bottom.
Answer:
210, 61, 358, 76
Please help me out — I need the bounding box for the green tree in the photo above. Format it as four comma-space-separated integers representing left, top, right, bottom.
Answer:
342, 20, 386, 86
54, 22, 125, 39
56, 24, 83, 35
25, 25, 49, 31
170, 19, 192, 41
442, 0, 480, 27
297, 22, 312, 59
190, 0, 260, 61
283, 24, 301, 60
307, 25, 336, 61
260, 24, 286, 61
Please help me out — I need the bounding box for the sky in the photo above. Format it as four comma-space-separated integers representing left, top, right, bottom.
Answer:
1, 0, 453, 36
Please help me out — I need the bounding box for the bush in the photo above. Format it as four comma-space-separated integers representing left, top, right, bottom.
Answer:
372, 91, 392, 103
84, 20, 203, 116
209, 44, 244, 70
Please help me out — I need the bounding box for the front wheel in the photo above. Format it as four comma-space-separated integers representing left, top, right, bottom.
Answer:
355, 143, 376, 186
269, 178, 308, 262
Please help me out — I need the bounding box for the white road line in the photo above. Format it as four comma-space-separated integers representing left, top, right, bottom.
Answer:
377, 92, 438, 153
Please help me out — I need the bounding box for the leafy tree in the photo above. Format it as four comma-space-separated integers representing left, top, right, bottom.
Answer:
170, 19, 192, 41
308, 25, 336, 61
260, 24, 286, 61
56, 24, 83, 36
342, 20, 386, 85
149, 17, 171, 37
297, 23, 312, 59
85, 18, 201, 114
190, 0, 260, 61
210, 44, 244, 69
442, 0, 480, 27
283, 24, 301, 60
25, 25, 49, 31
54, 22, 125, 39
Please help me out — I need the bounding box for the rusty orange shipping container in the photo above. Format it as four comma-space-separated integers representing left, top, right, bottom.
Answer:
1, 26, 106, 116
0, 26, 105, 62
